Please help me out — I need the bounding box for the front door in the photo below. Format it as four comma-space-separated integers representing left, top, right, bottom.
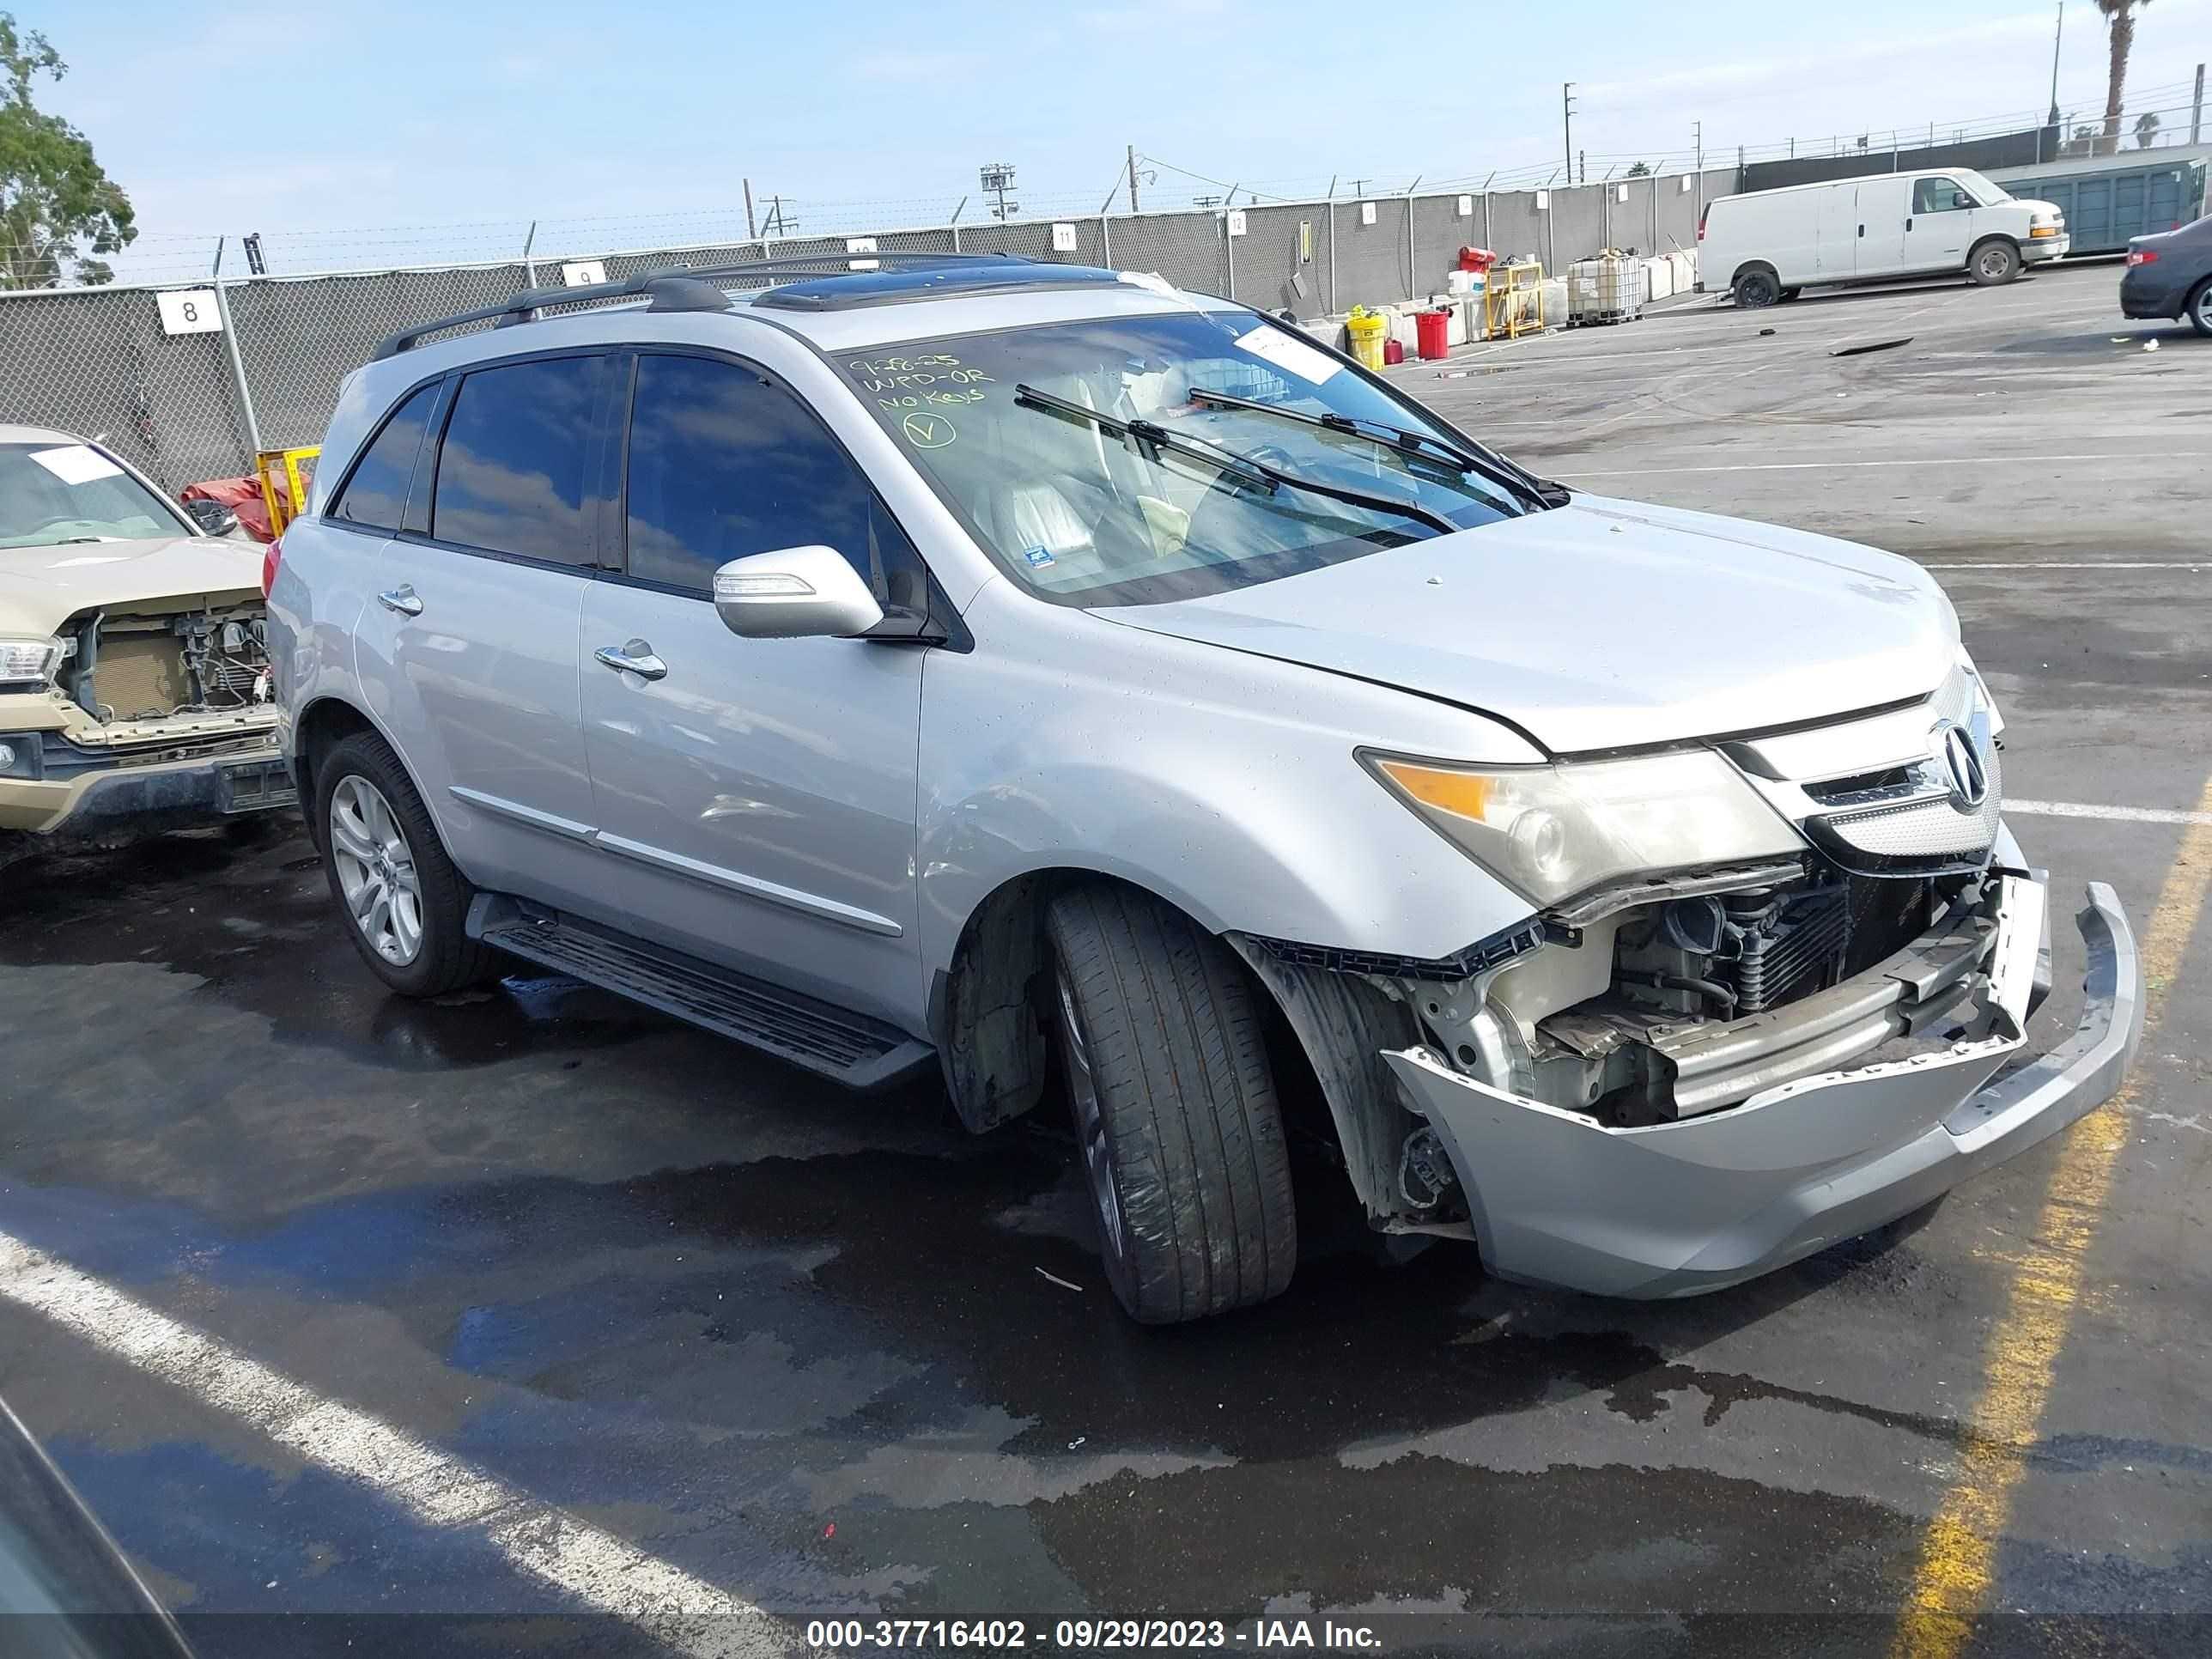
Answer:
1901, 174, 1978, 274
578, 350, 927, 1030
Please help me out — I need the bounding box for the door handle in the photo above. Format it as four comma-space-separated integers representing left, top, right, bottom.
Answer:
1905, 216, 1915, 231
1858, 224, 1865, 236
595, 640, 669, 682
376, 585, 423, 617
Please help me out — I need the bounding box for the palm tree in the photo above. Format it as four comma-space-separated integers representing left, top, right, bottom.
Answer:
2096, 0, 2153, 155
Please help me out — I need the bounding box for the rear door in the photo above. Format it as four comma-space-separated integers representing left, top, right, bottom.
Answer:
350, 350, 616, 908
576, 348, 927, 1028
1901, 175, 1977, 273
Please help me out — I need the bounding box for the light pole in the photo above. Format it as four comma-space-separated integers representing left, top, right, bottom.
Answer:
2048, 2, 2064, 126
1563, 83, 1577, 185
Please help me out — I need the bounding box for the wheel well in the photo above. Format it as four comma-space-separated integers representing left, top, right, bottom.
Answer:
290, 698, 377, 847
1731, 261, 1778, 288
1970, 234, 2020, 259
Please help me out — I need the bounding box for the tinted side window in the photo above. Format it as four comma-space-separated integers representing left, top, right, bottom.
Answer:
624, 355, 916, 599
431, 356, 604, 566
331, 383, 439, 532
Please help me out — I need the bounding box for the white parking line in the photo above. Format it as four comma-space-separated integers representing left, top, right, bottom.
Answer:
0, 1231, 791, 1659
1557, 453, 2206, 477
2006, 799, 2212, 828
1925, 562, 2209, 570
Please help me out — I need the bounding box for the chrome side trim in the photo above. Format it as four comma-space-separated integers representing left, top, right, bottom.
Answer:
592, 830, 904, 938
447, 785, 597, 842
445, 786, 903, 939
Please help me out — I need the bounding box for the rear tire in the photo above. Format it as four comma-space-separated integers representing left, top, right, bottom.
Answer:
316, 732, 499, 998
2189, 278, 2212, 337
1969, 239, 2021, 286
1046, 884, 1297, 1323
1733, 268, 1781, 310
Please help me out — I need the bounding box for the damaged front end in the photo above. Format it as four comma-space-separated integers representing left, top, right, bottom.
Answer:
0, 602, 290, 845
1237, 672, 2145, 1298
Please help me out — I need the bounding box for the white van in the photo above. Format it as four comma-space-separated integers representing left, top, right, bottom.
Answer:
1698, 168, 2069, 308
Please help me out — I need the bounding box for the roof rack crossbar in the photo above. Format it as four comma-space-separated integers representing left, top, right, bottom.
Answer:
369, 252, 1030, 360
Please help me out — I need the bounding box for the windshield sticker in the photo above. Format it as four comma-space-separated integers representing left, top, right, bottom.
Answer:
901, 411, 958, 448
1233, 325, 1342, 386
29, 444, 125, 487
1023, 546, 1056, 568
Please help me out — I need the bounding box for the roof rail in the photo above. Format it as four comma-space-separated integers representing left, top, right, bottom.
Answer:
368, 252, 1031, 361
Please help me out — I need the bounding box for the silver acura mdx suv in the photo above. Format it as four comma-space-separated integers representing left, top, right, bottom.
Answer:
267, 254, 2142, 1324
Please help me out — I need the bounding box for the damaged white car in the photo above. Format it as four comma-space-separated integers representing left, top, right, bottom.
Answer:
270, 259, 2142, 1324
0, 425, 291, 866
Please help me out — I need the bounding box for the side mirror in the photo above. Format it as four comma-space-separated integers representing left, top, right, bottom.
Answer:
712, 545, 886, 641
184, 498, 240, 538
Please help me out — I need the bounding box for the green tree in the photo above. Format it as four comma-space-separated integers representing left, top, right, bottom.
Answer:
0, 12, 135, 287
1624, 161, 1652, 178
2134, 109, 2161, 148
2094, 0, 2152, 154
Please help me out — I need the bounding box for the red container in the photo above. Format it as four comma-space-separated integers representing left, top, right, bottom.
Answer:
1382, 337, 1406, 366
1415, 307, 1451, 361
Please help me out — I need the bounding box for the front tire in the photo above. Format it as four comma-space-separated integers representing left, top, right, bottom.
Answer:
2189, 278, 2212, 337
316, 732, 498, 997
1046, 884, 1297, 1323
1969, 239, 2021, 286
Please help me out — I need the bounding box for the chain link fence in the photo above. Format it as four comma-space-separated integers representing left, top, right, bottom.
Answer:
3, 174, 1736, 493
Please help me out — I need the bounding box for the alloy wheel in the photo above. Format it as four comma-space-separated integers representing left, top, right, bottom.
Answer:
329, 775, 424, 966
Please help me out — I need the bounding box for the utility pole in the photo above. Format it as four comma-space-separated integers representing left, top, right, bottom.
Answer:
1693, 121, 1705, 248
743, 178, 757, 240
980, 162, 1018, 221
1563, 83, 1577, 185
2048, 2, 2065, 126
2194, 64, 2206, 145
1127, 144, 1140, 214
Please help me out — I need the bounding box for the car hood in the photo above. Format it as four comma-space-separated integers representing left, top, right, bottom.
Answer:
0, 535, 264, 635
1093, 496, 1959, 754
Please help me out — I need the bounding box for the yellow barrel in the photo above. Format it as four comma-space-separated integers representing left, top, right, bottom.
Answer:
1345, 307, 1389, 371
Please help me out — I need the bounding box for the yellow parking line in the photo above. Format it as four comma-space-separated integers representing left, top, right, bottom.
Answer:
1893, 775, 2212, 1658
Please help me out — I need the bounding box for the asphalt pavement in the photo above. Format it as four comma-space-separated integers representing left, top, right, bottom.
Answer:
3, 259, 2207, 1657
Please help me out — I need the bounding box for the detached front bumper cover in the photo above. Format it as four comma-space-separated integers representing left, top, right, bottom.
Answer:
1386, 878, 2142, 1297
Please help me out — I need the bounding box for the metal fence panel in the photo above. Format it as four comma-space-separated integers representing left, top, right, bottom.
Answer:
1231, 204, 1322, 313
1412, 191, 1482, 299
228, 264, 533, 449
1108, 210, 1221, 296
0, 286, 246, 492
1553, 185, 1607, 270
1331, 196, 1411, 310
1486, 191, 1547, 264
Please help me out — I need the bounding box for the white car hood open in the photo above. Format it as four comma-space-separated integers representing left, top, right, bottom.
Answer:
1094, 496, 1959, 755
0, 535, 264, 636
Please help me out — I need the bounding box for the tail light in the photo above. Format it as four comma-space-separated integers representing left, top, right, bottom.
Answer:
2127, 248, 2160, 266
1697, 204, 1709, 242
260, 535, 283, 599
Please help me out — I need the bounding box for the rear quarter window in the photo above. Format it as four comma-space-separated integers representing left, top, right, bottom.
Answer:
330, 383, 440, 532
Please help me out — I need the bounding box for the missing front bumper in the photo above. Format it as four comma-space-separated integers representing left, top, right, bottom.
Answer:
1384, 878, 2142, 1297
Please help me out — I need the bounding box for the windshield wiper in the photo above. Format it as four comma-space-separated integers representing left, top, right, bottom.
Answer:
1013, 384, 1460, 537
1186, 387, 1571, 510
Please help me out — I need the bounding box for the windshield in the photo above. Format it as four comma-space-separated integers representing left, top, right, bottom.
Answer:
0, 441, 185, 548
1954, 170, 2013, 207
837, 307, 1523, 605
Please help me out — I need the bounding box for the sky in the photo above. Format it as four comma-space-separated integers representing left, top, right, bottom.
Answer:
31, 0, 2212, 283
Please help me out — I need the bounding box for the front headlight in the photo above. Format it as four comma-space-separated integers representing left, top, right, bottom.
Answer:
0, 636, 65, 692
1364, 748, 1804, 908
1959, 647, 2004, 739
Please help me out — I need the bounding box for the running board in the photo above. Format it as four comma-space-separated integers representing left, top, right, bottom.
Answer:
466, 896, 935, 1092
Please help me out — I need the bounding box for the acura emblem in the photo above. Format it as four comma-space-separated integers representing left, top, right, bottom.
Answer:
1937, 722, 1989, 810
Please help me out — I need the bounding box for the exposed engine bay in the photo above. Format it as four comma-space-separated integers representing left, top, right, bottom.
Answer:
53, 604, 274, 726
1392, 854, 2003, 1150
